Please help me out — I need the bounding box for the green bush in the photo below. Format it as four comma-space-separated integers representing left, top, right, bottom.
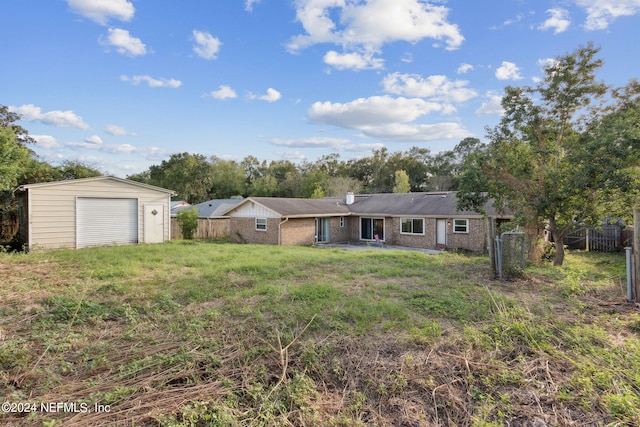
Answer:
176, 208, 199, 240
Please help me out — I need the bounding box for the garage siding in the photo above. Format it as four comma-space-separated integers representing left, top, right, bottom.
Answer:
24, 178, 172, 250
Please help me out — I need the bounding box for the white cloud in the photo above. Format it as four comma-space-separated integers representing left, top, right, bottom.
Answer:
475, 91, 504, 116
104, 28, 147, 56
457, 63, 474, 74
245, 0, 261, 11
490, 13, 525, 30
287, 0, 464, 55
32, 135, 59, 149
65, 138, 168, 159
307, 95, 469, 141
382, 72, 477, 103
359, 122, 472, 141
105, 124, 134, 136
495, 61, 523, 80
576, 0, 640, 30
192, 30, 222, 60
9, 104, 90, 129
249, 88, 282, 102
67, 0, 134, 25
277, 150, 307, 160
120, 75, 182, 88
323, 50, 384, 70
85, 135, 103, 145
271, 137, 384, 152
208, 85, 238, 100
400, 53, 413, 63
539, 8, 571, 33
309, 96, 442, 128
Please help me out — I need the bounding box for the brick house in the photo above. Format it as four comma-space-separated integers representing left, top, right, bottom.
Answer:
223, 192, 512, 252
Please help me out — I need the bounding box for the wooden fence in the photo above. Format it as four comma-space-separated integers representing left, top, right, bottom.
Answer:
563, 225, 633, 252
171, 218, 230, 240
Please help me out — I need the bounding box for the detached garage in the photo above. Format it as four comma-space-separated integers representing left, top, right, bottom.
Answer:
15, 176, 176, 250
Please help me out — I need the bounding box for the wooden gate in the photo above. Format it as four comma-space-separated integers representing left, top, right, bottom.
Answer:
564, 225, 623, 252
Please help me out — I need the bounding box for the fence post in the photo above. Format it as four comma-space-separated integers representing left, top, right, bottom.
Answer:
633, 208, 640, 302
625, 247, 634, 301
486, 217, 497, 278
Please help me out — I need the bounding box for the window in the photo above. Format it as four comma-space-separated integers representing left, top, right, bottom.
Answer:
400, 218, 424, 235
339, 216, 345, 228
453, 219, 469, 233
256, 218, 267, 231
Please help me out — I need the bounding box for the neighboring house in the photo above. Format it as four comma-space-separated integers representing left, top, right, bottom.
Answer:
170, 198, 244, 240
223, 192, 512, 251
15, 176, 175, 251
170, 201, 191, 216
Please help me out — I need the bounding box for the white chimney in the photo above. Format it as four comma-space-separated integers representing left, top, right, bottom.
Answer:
346, 192, 355, 205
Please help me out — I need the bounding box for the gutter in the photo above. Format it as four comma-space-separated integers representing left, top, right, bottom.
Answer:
278, 217, 289, 245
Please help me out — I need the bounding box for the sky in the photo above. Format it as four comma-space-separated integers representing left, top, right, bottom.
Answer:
2, 0, 640, 178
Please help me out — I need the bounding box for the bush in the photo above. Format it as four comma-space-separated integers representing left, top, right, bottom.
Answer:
176, 208, 199, 240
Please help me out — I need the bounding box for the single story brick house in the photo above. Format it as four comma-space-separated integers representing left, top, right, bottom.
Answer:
223, 192, 512, 251
15, 176, 175, 250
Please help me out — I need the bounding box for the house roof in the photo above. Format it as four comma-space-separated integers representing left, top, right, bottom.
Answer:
222, 192, 511, 219
15, 176, 176, 195
347, 192, 509, 218
230, 197, 351, 218
190, 199, 244, 218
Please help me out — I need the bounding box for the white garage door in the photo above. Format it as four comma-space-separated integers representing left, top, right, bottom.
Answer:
77, 198, 138, 248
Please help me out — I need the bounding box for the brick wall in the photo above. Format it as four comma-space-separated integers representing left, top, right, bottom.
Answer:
447, 218, 486, 251
281, 218, 315, 245
230, 217, 279, 245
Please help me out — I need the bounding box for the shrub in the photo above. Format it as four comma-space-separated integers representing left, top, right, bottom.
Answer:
176, 208, 199, 240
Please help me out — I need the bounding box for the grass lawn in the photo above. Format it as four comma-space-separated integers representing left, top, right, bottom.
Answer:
1, 241, 639, 426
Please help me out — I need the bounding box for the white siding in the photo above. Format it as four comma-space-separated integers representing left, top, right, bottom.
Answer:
25, 178, 172, 250
227, 201, 280, 218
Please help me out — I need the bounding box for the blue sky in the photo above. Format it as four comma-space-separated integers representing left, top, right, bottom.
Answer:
2, 0, 639, 178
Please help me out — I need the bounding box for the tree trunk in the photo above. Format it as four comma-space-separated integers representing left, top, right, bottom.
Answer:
549, 217, 565, 266
553, 231, 565, 266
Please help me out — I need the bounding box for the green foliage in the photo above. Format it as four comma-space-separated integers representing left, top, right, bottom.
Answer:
176, 208, 199, 240
0, 127, 31, 192
393, 170, 410, 193
458, 44, 638, 266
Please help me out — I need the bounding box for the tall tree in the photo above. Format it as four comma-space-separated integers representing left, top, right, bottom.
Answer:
209, 157, 246, 199
0, 127, 32, 192
393, 170, 411, 193
458, 43, 613, 266
130, 152, 213, 204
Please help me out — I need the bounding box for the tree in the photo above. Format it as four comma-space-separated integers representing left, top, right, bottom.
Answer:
130, 153, 213, 204
209, 157, 245, 199
0, 106, 35, 145
393, 170, 410, 193
0, 127, 31, 192
56, 160, 102, 180
458, 43, 613, 266
324, 176, 362, 197
176, 208, 199, 240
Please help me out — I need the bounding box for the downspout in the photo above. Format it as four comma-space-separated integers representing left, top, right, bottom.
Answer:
278, 217, 289, 245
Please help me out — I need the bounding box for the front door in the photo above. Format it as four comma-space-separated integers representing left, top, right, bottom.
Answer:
436, 219, 447, 246
144, 204, 165, 243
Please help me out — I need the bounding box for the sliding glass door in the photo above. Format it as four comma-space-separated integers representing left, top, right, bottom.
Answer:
360, 217, 384, 241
